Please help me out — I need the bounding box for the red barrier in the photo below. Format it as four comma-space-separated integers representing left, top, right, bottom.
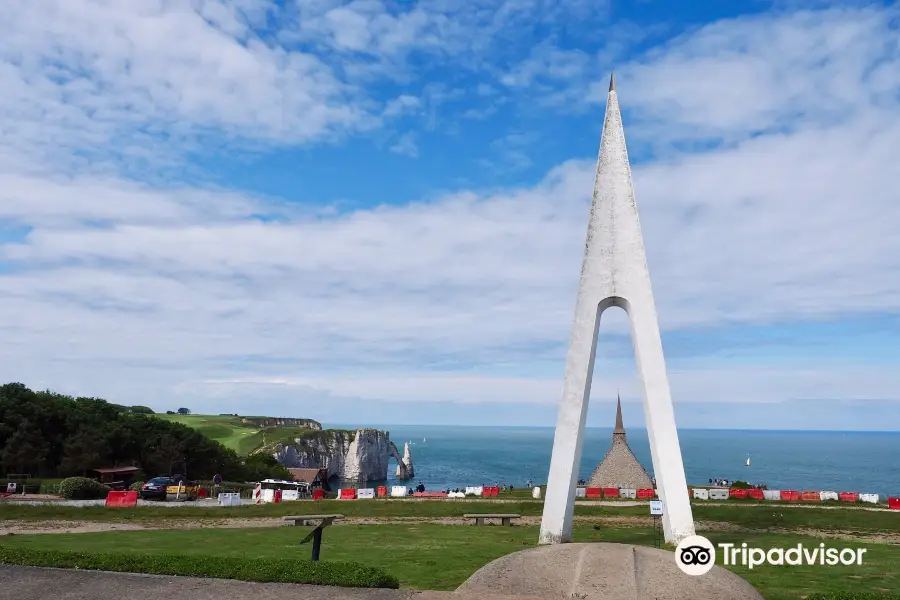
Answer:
800, 491, 820, 502
748, 489, 764, 500
585, 487, 602, 498
780, 490, 799, 501
198, 488, 207, 499
413, 492, 448, 497
602, 488, 619, 498
889, 498, 900, 510
482, 486, 500, 497
729, 489, 749, 499
636, 488, 655, 499
312, 489, 325, 501
376, 486, 387, 498
339, 488, 357, 500
104, 491, 138, 507
273, 489, 282, 503
839, 492, 859, 502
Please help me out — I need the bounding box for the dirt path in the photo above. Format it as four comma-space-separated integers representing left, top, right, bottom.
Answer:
3, 516, 897, 546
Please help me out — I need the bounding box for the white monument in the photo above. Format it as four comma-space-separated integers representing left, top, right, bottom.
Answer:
539, 73, 695, 545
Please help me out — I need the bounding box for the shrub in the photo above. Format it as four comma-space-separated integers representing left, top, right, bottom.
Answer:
57, 477, 110, 500
729, 480, 752, 489
128, 481, 144, 492
0, 547, 398, 588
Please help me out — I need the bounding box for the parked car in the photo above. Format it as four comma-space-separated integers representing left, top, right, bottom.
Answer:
140, 477, 174, 501
165, 478, 199, 500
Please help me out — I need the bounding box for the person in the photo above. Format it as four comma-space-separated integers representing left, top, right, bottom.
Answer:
708, 478, 713, 485
416, 482, 425, 493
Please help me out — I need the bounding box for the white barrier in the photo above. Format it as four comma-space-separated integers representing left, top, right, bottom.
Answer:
218, 492, 241, 506
860, 493, 879, 504
357, 488, 375, 499
763, 490, 781, 501
448, 491, 465, 498
575, 487, 586, 498
390, 486, 407, 497
281, 490, 299, 501
692, 488, 709, 500
820, 491, 838, 501
620, 488, 637, 499
261, 489, 275, 503
709, 489, 729, 500
532, 486, 541, 499
464, 486, 483, 496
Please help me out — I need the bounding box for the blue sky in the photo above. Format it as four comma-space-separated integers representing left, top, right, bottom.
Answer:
0, 0, 898, 429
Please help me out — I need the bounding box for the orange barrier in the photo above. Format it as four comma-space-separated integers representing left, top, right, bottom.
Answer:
889, 498, 900, 510
780, 490, 799, 501
748, 489, 764, 500
413, 492, 448, 497
585, 488, 602, 498
636, 488, 655, 499
602, 488, 619, 498
339, 488, 357, 500
376, 486, 387, 498
729, 489, 749, 499
482, 486, 500, 497
800, 491, 820, 501
312, 489, 325, 500
839, 492, 859, 502
104, 491, 138, 507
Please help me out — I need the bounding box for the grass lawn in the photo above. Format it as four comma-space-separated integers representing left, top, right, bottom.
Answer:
1, 523, 896, 599
153, 414, 313, 455
1, 499, 897, 533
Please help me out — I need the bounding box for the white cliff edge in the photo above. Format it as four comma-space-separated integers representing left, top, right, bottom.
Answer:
274, 428, 411, 483
396, 442, 415, 478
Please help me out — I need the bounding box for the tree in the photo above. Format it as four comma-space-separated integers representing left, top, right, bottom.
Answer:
129, 405, 154, 414
59, 432, 110, 476
177, 408, 191, 415
1, 421, 49, 475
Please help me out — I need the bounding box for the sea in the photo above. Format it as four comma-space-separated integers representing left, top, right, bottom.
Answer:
327, 425, 900, 498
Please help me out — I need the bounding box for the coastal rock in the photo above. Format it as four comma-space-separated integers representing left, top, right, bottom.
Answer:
274, 428, 409, 482
273, 430, 352, 478
396, 442, 414, 479
243, 417, 322, 430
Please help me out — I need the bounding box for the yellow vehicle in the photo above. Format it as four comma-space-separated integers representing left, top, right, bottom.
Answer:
164, 479, 199, 500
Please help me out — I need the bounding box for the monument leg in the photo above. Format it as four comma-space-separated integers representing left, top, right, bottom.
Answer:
628, 297, 695, 543
539, 303, 602, 545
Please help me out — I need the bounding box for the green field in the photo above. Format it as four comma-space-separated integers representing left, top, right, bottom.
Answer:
154, 414, 316, 455
1, 523, 896, 598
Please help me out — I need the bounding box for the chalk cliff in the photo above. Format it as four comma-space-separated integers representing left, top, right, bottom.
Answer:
396, 442, 414, 479
274, 428, 410, 482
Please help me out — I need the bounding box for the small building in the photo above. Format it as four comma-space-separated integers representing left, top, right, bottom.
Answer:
90, 466, 142, 488
287, 468, 331, 491
587, 396, 653, 490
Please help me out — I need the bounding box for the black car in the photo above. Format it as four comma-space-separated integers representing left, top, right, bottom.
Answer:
140, 477, 174, 500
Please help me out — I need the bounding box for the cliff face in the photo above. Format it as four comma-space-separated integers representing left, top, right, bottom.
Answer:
243, 417, 322, 430
274, 428, 410, 482
274, 430, 353, 478
396, 442, 414, 479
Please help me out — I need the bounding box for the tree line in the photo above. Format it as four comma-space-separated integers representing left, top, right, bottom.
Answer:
0, 383, 289, 481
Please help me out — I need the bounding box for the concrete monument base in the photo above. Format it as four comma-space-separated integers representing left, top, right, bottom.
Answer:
455, 543, 764, 600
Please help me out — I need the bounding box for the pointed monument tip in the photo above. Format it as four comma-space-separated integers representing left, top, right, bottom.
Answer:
609, 71, 615, 92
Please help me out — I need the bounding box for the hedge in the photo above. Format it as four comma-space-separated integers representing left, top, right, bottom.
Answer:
57, 477, 111, 500
808, 595, 900, 600
0, 547, 399, 589
128, 481, 144, 492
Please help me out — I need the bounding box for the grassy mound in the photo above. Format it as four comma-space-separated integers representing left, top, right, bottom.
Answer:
0, 547, 398, 588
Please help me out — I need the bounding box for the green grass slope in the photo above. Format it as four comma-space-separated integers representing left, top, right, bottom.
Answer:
155, 414, 318, 456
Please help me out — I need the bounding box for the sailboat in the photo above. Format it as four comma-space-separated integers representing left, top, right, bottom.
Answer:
745, 455, 751, 467
423, 437, 426, 443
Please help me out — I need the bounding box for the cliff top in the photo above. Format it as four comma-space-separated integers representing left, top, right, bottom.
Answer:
155, 413, 324, 456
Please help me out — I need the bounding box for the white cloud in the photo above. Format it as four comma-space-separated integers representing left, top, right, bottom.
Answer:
1, 3, 898, 413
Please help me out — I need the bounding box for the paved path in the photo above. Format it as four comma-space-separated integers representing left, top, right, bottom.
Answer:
0, 565, 419, 600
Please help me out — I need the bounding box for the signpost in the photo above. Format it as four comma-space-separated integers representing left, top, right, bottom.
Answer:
649, 500, 663, 548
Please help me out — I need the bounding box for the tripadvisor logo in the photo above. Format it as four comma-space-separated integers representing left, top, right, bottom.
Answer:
675, 535, 867, 575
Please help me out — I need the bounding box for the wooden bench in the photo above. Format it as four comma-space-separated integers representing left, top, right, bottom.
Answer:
282, 514, 344, 561
463, 513, 521, 526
